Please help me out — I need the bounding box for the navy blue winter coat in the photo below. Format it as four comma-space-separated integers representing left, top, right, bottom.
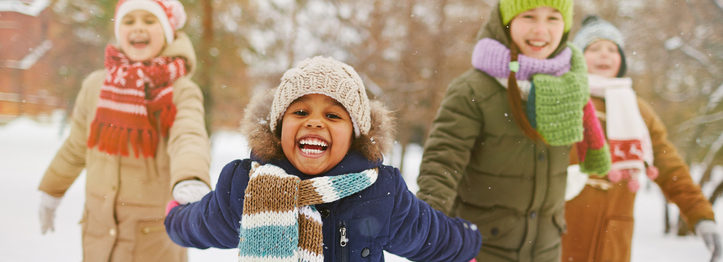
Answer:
165, 151, 482, 261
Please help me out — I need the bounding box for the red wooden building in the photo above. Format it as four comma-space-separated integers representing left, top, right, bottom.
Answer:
0, 0, 59, 122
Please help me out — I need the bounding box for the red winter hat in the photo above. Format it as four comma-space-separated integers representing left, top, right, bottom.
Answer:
114, 0, 186, 45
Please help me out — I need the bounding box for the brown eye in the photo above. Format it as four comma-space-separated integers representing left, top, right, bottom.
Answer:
326, 113, 341, 119
292, 110, 308, 116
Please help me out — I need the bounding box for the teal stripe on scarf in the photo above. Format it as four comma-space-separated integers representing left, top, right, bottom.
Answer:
526, 83, 537, 129
329, 171, 374, 199
239, 224, 299, 257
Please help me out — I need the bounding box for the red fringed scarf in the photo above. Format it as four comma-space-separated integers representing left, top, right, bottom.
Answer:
87, 45, 187, 158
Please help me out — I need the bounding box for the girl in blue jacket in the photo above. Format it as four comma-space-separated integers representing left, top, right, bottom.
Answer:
164, 56, 482, 262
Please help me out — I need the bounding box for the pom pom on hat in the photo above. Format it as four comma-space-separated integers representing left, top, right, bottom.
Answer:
499, 0, 574, 32
269, 56, 371, 137
114, 0, 187, 45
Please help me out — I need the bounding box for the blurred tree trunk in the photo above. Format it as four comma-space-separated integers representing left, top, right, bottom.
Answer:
199, 0, 215, 134
424, 0, 449, 135
396, 0, 418, 173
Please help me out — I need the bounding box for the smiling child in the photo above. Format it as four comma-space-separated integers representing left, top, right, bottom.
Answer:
164, 56, 482, 262
37, 0, 211, 261
417, 0, 611, 261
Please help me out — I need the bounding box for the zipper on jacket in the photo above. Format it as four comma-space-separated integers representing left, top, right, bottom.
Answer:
339, 221, 349, 262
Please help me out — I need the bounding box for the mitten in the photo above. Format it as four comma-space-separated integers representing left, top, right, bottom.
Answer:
39, 191, 62, 234
696, 220, 722, 262
172, 179, 210, 204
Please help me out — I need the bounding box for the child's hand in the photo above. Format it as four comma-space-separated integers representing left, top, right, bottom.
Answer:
39, 192, 62, 234
172, 179, 210, 204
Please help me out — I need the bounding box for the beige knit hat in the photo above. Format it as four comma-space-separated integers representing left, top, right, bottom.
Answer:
269, 56, 371, 137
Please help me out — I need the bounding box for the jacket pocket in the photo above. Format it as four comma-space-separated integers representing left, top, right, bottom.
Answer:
133, 218, 182, 262
455, 203, 523, 250
596, 216, 634, 262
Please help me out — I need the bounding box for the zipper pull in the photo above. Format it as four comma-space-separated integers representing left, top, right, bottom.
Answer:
339, 225, 348, 247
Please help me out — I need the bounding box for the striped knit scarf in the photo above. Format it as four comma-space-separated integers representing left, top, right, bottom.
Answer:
87, 45, 186, 158
472, 38, 611, 175
239, 162, 378, 261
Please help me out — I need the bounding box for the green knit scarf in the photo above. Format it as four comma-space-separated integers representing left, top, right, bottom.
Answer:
532, 45, 590, 146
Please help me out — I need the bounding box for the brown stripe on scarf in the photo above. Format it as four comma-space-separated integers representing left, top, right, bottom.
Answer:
243, 174, 300, 214
298, 181, 324, 206
299, 211, 324, 256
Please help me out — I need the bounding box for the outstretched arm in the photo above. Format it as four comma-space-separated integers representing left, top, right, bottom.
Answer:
417, 78, 484, 214
387, 167, 482, 261
639, 99, 714, 226
165, 159, 250, 249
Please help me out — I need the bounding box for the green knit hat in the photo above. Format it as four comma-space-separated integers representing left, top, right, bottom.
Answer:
499, 0, 574, 32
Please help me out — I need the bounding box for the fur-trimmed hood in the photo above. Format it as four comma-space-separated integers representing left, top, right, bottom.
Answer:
240, 89, 395, 163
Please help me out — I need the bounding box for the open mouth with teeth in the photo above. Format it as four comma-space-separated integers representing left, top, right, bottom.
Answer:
129, 38, 150, 48
298, 137, 329, 156
526, 40, 548, 50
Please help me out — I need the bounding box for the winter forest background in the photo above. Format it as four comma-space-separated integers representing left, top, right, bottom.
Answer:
1, 0, 723, 261
31, 0, 723, 182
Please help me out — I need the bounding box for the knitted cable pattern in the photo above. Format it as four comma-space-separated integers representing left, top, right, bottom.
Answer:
238, 162, 378, 261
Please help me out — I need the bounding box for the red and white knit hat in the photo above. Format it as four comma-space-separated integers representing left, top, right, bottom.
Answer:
114, 0, 187, 45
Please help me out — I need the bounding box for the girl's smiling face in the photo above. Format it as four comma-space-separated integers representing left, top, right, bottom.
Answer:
117, 10, 166, 62
280, 94, 353, 175
509, 7, 565, 59
583, 40, 622, 78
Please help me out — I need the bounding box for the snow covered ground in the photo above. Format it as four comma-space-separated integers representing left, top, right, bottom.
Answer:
1, 112, 720, 261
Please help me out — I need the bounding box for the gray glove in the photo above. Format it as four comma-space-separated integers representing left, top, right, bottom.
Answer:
172, 180, 211, 204
39, 192, 62, 234
697, 220, 722, 262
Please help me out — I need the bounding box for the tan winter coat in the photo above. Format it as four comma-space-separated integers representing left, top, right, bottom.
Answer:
38, 33, 211, 262
562, 96, 715, 262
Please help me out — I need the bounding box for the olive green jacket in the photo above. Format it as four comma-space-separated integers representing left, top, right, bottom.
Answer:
417, 6, 574, 262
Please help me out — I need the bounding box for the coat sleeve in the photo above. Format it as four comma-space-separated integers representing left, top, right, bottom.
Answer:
417, 77, 484, 214
165, 159, 249, 248
38, 71, 102, 197
639, 98, 715, 226
167, 78, 211, 189
386, 167, 482, 261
